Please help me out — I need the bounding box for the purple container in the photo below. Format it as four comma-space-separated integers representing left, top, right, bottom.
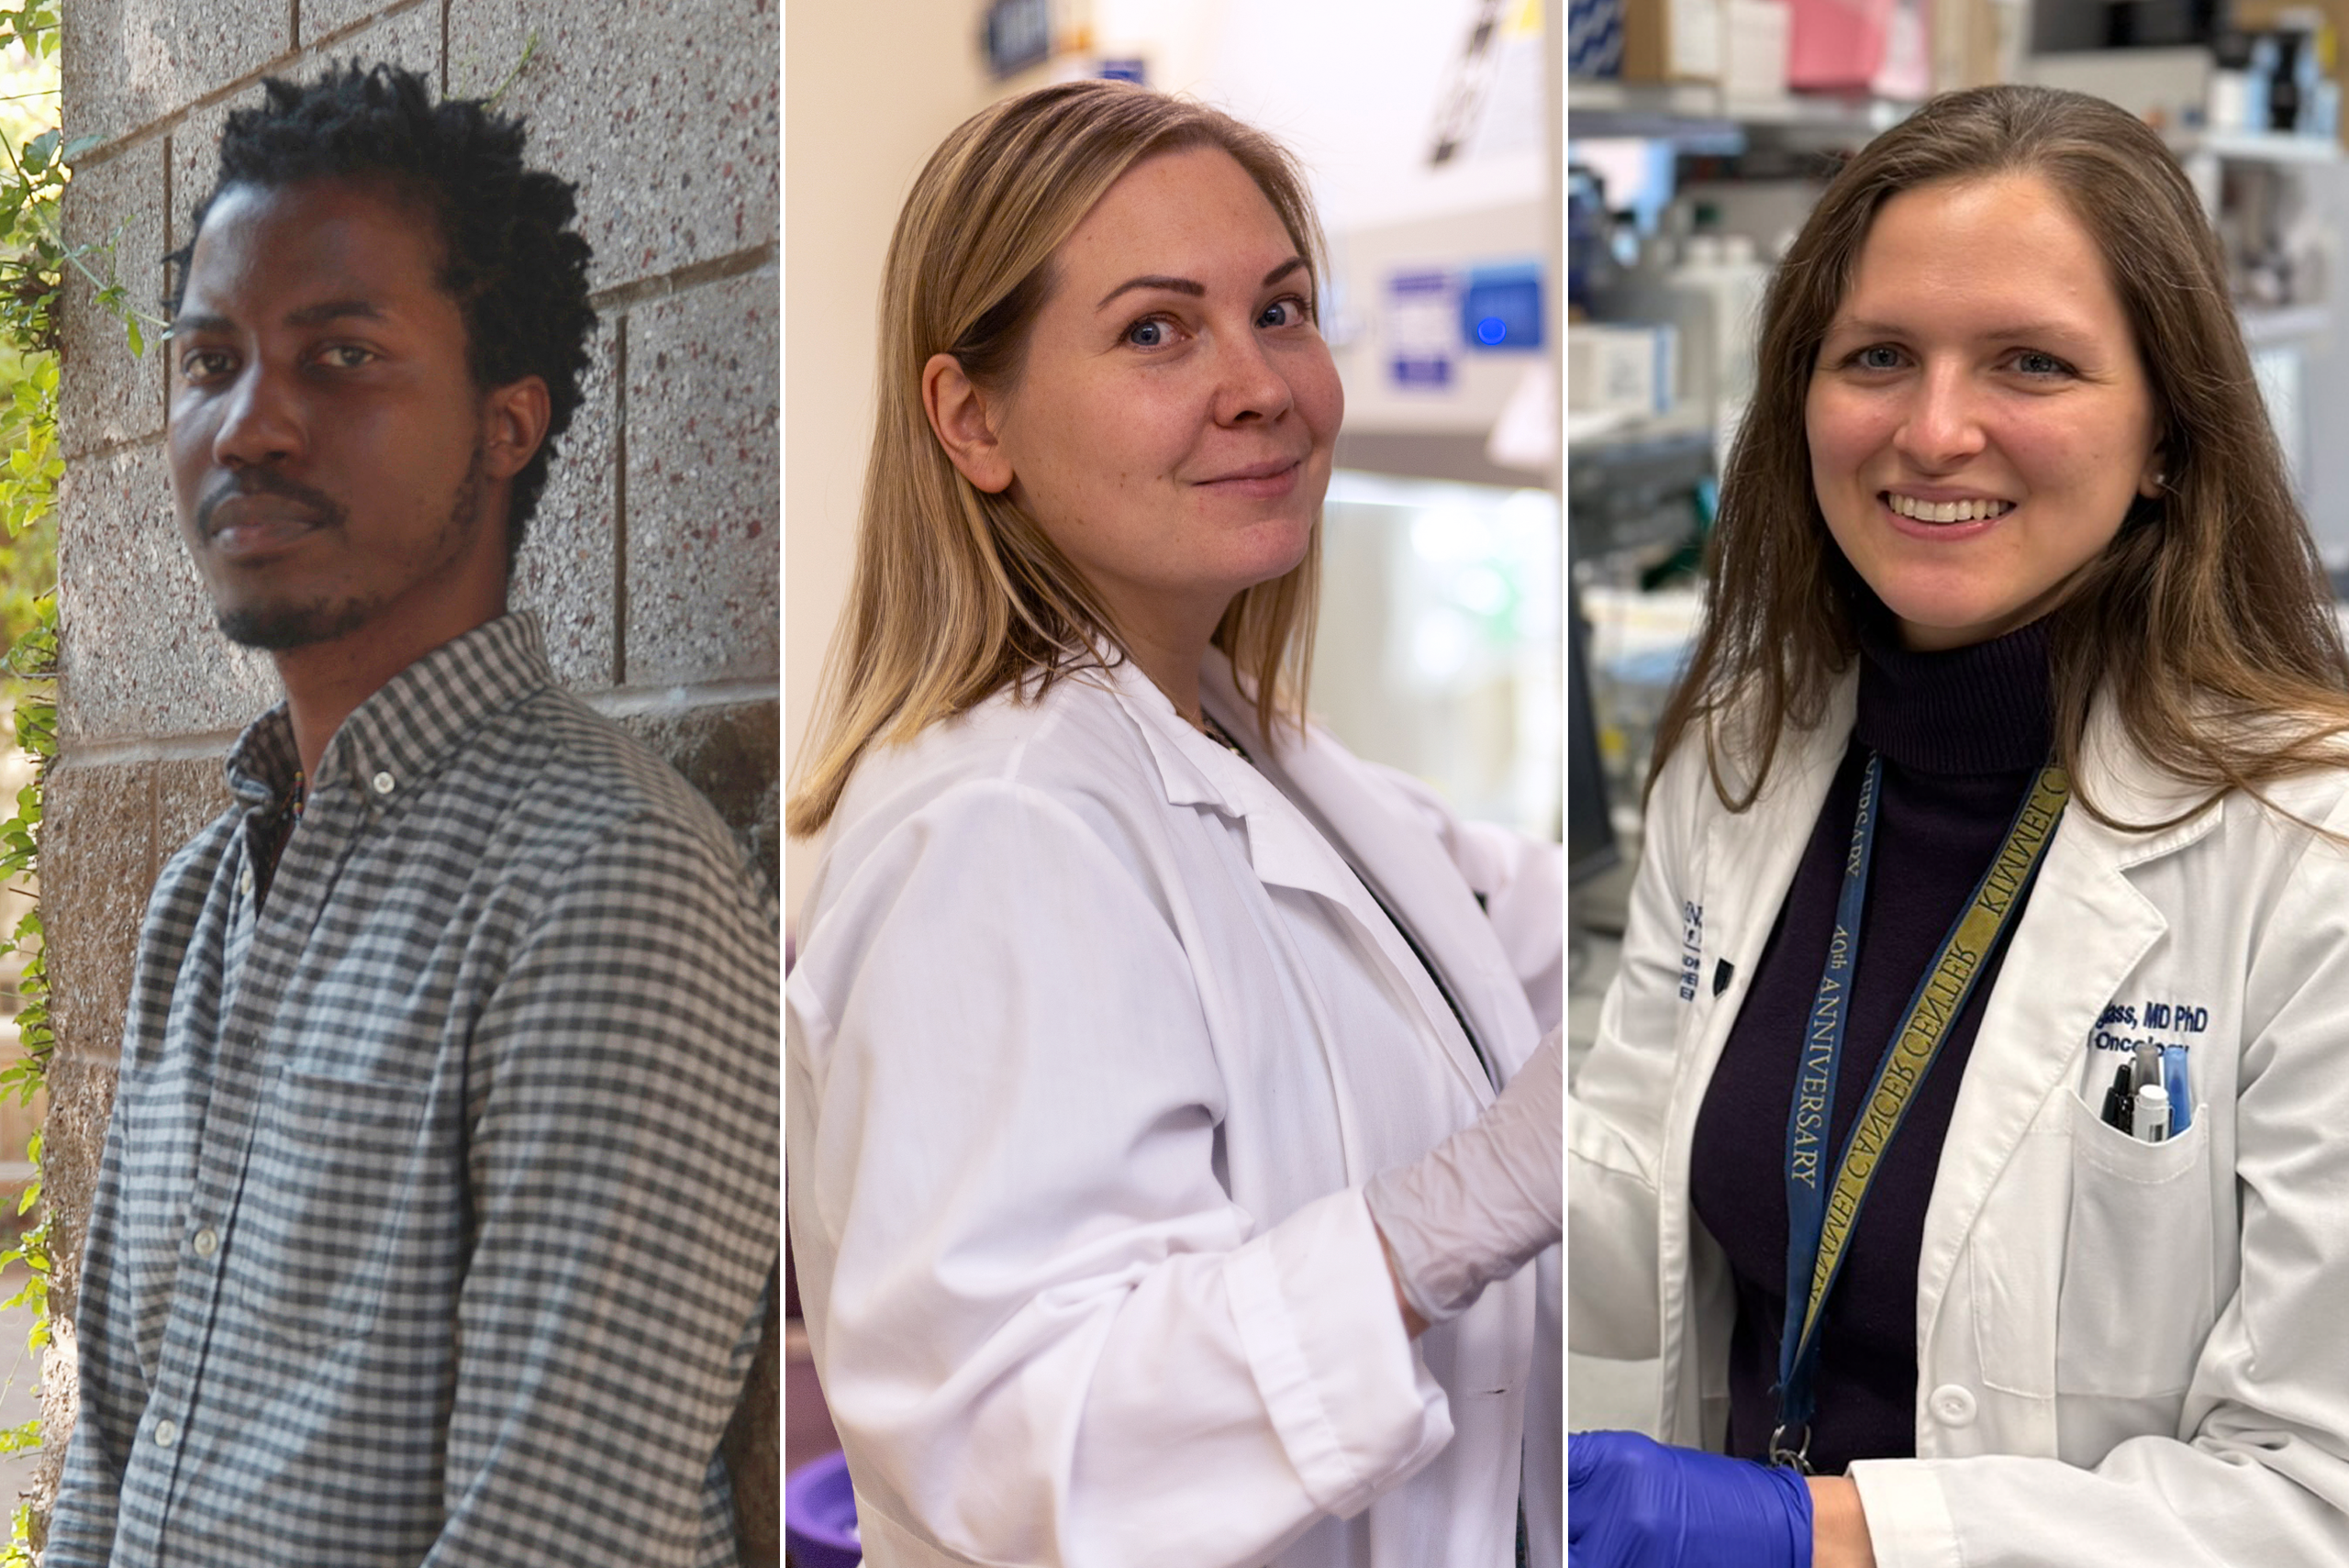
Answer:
784, 1449, 861, 1568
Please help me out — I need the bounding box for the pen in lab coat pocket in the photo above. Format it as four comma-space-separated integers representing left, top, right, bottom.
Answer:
2101, 1060, 2134, 1133
2134, 1081, 2172, 1143
2163, 1044, 2191, 1135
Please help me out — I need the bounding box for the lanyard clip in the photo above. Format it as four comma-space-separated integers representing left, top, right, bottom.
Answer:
1768, 1421, 1814, 1473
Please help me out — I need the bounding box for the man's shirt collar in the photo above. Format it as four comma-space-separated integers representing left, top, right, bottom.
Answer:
224, 610, 555, 810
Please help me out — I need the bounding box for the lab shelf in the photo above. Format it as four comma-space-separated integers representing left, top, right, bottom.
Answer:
2171, 128, 2343, 165
2238, 304, 2332, 347
1568, 78, 1915, 142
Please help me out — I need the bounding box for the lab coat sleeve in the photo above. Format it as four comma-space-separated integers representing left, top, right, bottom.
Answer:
1362, 762, 1564, 1035
1566, 743, 1704, 1363
787, 780, 1451, 1568
1849, 799, 2349, 1568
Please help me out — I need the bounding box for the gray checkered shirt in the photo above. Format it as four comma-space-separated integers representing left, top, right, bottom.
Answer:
46, 612, 780, 1567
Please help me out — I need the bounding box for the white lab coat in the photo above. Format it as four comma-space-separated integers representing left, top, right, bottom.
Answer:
788, 649, 1563, 1568
1571, 674, 2349, 1566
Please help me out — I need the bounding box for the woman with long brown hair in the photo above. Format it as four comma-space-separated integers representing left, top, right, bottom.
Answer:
1569, 83, 2349, 1566
787, 83, 1563, 1565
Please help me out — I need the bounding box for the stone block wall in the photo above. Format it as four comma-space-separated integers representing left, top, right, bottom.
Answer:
43, 0, 780, 1556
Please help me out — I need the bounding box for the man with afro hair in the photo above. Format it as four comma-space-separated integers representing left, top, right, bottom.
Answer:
47, 61, 778, 1568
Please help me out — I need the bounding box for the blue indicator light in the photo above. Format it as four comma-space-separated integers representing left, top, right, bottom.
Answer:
1459, 263, 1543, 351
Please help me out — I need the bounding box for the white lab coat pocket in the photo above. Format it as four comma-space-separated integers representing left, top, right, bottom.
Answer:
2053, 1088, 2216, 1399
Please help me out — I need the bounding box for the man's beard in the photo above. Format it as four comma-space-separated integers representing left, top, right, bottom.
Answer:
216, 594, 373, 652
213, 450, 489, 651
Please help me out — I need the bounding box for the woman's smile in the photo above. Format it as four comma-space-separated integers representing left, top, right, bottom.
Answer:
1880, 491, 2014, 524
1189, 454, 1306, 497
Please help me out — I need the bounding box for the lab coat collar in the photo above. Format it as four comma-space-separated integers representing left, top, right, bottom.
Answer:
1093, 651, 1275, 819
1103, 651, 1508, 1103
2069, 698, 2230, 862
1202, 652, 1526, 1099
1691, 677, 1861, 1009
1715, 670, 2223, 893
1097, 654, 1364, 904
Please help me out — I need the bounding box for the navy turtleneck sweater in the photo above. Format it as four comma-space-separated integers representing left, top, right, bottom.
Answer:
1687, 612, 2054, 1474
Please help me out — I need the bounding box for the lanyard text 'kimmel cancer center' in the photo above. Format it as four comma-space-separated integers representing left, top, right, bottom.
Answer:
1772, 753, 2069, 1470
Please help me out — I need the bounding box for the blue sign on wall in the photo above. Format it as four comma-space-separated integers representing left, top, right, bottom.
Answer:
1460, 263, 1543, 351
1387, 271, 1458, 389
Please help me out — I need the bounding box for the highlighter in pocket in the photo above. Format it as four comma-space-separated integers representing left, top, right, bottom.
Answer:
2162, 1044, 2191, 1135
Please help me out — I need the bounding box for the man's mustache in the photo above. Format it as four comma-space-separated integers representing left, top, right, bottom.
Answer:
195, 472, 348, 537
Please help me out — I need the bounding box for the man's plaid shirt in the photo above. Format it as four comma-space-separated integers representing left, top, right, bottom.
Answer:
47, 612, 780, 1567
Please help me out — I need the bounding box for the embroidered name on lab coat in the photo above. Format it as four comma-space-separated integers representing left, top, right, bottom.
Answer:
2091, 997, 2213, 1053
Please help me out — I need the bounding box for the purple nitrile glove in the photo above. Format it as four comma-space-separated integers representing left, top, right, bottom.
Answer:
1568, 1429, 1812, 1568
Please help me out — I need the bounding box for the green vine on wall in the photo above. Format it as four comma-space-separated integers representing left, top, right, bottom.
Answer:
0, 5, 130, 1562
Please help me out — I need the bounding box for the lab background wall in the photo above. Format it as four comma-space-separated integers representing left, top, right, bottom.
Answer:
784, 0, 992, 940
2234, 0, 2349, 573
43, 0, 780, 1552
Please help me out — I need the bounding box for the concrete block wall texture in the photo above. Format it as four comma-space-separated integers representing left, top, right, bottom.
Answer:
43, 0, 781, 1557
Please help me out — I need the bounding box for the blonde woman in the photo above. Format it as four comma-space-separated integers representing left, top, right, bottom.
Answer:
786, 83, 1563, 1567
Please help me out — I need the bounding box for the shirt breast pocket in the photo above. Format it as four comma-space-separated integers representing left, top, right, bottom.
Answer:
2054, 1086, 2216, 1399
225, 1069, 426, 1348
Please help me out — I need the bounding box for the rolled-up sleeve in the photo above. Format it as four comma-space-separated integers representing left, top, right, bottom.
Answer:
787, 780, 1448, 1568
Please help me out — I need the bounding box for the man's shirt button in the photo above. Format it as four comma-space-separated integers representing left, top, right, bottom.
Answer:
371, 771, 396, 796
191, 1229, 218, 1259
237, 867, 252, 898
151, 1418, 179, 1449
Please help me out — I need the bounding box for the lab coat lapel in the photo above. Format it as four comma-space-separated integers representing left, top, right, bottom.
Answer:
1174, 655, 1506, 1104
1649, 684, 1853, 1440
1689, 689, 1855, 1007
1915, 703, 2219, 1341
1107, 663, 1366, 909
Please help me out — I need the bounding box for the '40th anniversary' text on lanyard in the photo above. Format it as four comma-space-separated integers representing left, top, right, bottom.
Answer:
1771, 753, 2069, 1470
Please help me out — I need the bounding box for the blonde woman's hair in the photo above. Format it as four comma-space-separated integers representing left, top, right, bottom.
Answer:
786, 81, 1330, 838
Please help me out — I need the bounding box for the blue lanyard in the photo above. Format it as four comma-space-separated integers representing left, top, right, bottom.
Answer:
1772, 752, 2069, 1469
